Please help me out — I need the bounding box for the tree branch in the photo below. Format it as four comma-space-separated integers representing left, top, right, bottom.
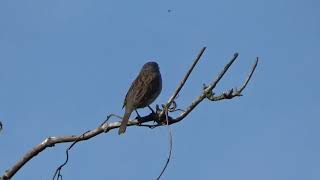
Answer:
1, 48, 259, 180
206, 57, 259, 101
161, 47, 206, 117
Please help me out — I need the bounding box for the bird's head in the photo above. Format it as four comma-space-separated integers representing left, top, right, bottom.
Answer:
142, 61, 160, 72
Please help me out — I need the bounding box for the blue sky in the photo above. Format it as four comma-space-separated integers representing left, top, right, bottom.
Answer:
0, 0, 319, 179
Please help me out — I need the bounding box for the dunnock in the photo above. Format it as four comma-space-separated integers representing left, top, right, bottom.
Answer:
118, 62, 162, 135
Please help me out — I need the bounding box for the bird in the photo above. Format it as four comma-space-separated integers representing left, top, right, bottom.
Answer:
118, 62, 162, 135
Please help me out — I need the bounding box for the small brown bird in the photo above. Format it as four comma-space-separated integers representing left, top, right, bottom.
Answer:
118, 62, 162, 135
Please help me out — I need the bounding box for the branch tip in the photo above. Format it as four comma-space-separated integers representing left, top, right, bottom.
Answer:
162, 47, 206, 116
1, 49, 259, 180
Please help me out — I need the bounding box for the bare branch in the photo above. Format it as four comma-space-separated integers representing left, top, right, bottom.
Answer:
52, 131, 90, 180
160, 47, 206, 117
1, 113, 163, 180
1, 48, 259, 180
173, 53, 239, 122
206, 57, 259, 101
207, 53, 239, 92
239, 57, 259, 93
1, 127, 105, 180
156, 107, 173, 180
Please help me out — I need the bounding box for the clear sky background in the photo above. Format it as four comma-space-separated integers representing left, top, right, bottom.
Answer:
0, 0, 319, 179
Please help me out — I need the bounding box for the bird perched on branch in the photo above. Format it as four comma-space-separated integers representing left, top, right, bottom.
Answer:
119, 62, 162, 135
118, 62, 162, 134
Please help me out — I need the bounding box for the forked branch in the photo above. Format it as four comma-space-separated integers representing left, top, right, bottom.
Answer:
1, 47, 258, 180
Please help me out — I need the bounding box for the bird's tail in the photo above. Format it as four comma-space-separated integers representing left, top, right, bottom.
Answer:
118, 108, 132, 135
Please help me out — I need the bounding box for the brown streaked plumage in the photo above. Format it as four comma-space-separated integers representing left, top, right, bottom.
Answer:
118, 62, 162, 135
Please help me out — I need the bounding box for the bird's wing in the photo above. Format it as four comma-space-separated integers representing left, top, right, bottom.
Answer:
123, 77, 139, 109
134, 72, 160, 107
123, 71, 161, 109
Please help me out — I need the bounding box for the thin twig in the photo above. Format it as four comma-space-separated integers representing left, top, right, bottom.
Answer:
206, 57, 259, 101
51, 114, 122, 180
156, 107, 173, 180
52, 131, 90, 180
206, 53, 238, 92
1, 49, 259, 180
160, 47, 206, 117
173, 53, 239, 122
100, 114, 122, 127
239, 57, 259, 93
